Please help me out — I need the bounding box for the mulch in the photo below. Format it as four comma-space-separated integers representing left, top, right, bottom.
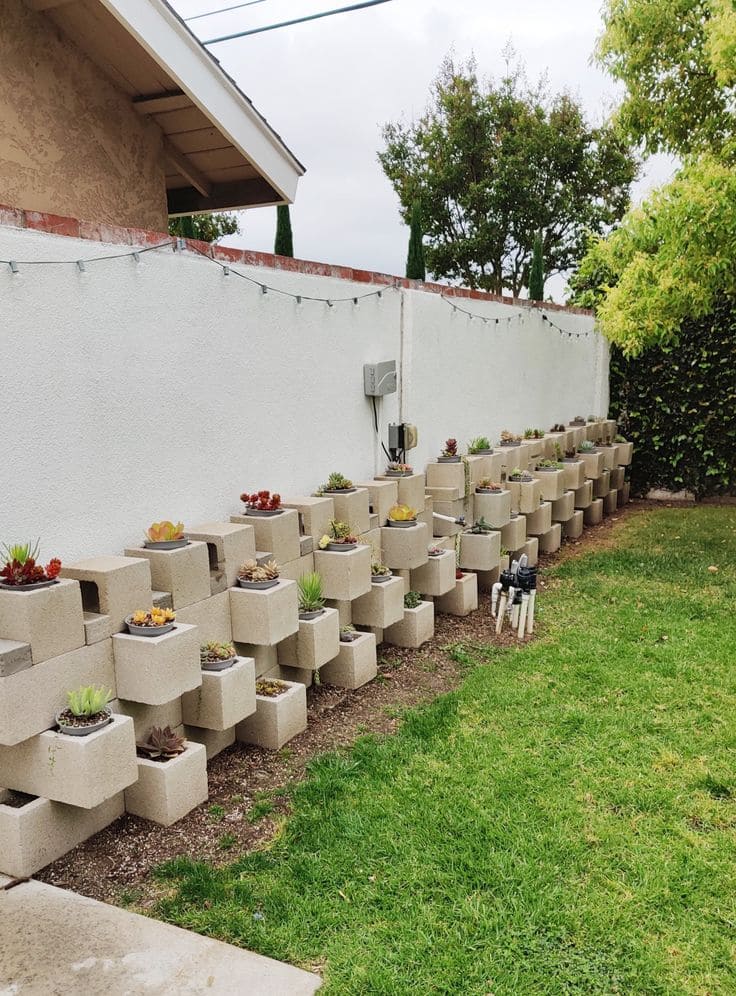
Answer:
35, 499, 649, 906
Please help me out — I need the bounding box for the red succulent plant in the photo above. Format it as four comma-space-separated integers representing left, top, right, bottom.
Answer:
240, 490, 282, 511
0, 542, 62, 586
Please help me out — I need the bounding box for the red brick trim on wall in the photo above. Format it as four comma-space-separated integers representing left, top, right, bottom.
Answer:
0, 204, 592, 316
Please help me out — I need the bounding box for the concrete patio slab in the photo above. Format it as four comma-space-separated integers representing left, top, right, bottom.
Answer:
0, 876, 321, 995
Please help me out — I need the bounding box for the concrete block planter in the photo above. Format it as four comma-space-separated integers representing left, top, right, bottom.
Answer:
495, 444, 526, 472
112, 623, 200, 705
185, 521, 256, 591
512, 537, 539, 567
124, 541, 211, 611
475, 565, 501, 592
279, 553, 316, 582
280, 496, 335, 542
507, 478, 542, 514
60, 556, 152, 639
277, 607, 340, 671
183, 724, 235, 761
320, 632, 377, 689
354, 479, 399, 526
410, 550, 456, 596
609, 467, 625, 490
435, 571, 478, 617
234, 642, 278, 678
350, 575, 405, 628
229, 579, 298, 647
466, 452, 503, 485
431, 515, 462, 538
181, 657, 256, 730
563, 509, 584, 539
324, 598, 352, 627
586, 420, 603, 441
125, 740, 208, 826
604, 489, 619, 516
0, 714, 137, 809
597, 445, 617, 472
0, 578, 85, 666
533, 469, 565, 501
551, 491, 575, 522
265, 663, 314, 687
525, 502, 553, 536
360, 528, 382, 555
384, 600, 434, 648
619, 481, 631, 504
615, 441, 634, 465
313, 545, 372, 600
578, 450, 604, 480
426, 461, 466, 494
546, 429, 574, 451
327, 488, 371, 535
0, 791, 124, 879
114, 697, 183, 740
433, 497, 468, 521
500, 514, 527, 551
374, 472, 425, 513
593, 469, 611, 499
561, 460, 585, 491
0, 640, 116, 747
230, 508, 301, 564
0, 639, 32, 678
574, 480, 594, 509
459, 530, 501, 571
82, 611, 112, 645
428, 487, 463, 504
175, 590, 233, 644
584, 498, 604, 526
474, 489, 511, 528
380, 521, 430, 570
236, 680, 307, 750
538, 523, 562, 554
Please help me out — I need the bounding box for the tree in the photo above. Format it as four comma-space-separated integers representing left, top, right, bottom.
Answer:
597, 0, 736, 157
571, 1, 736, 354
274, 204, 294, 257
168, 213, 239, 243
406, 202, 426, 280
528, 232, 544, 301
378, 54, 638, 296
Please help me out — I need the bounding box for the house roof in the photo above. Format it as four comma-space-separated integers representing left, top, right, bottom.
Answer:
26, 0, 305, 215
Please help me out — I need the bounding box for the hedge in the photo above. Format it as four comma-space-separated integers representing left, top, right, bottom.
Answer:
609, 298, 736, 497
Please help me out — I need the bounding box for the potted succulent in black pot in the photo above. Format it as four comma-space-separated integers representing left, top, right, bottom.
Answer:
507, 468, 533, 483
56, 685, 113, 736
437, 438, 461, 463
318, 520, 361, 552
384, 462, 413, 477
535, 458, 563, 472
143, 521, 189, 550
318, 472, 356, 495
237, 559, 281, 589
125, 607, 176, 636
200, 641, 237, 671
239, 491, 284, 517
297, 572, 325, 619
0, 541, 62, 591
468, 436, 493, 455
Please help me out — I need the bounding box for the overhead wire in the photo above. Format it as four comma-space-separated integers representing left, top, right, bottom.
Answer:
185, 0, 270, 22
202, 0, 395, 44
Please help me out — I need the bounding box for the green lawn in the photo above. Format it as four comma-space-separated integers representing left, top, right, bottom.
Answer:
155, 507, 736, 994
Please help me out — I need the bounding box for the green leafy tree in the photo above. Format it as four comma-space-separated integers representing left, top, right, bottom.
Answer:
274, 204, 294, 257
406, 201, 426, 280
168, 213, 239, 243
572, 1, 736, 353
379, 54, 637, 295
528, 232, 544, 301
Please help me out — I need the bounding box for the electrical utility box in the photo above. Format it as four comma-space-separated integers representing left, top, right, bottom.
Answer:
363, 360, 397, 396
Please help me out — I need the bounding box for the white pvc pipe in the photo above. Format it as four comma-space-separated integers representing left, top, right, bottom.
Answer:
526, 590, 536, 635
495, 592, 507, 633
517, 593, 528, 640
491, 582, 502, 618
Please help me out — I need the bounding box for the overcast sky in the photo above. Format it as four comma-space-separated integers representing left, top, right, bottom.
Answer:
171, 0, 675, 300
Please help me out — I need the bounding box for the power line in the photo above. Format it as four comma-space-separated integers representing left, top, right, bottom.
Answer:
203, 0, 395, 44
185, 0, 269, 22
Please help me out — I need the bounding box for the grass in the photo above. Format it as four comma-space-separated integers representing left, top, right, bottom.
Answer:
154, 507, 736, 994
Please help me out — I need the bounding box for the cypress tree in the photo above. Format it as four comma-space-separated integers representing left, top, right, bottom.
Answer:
274, 204, 294, 257
529, 232, 544, 301
406, 202, 426, 280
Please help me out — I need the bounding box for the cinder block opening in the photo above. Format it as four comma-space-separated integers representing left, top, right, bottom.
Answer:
79, 580, 101, 614
206, 543, 219, 571
0, 789, 38, 808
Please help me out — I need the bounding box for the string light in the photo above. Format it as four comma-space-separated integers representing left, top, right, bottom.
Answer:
441, 294, 525, 325
541, 312, 590, 339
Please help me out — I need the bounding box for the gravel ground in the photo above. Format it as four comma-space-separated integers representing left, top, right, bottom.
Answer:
35, 500, 645, 907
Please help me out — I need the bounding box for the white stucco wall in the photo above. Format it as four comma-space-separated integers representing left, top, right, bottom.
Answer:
0, 224, 606, 560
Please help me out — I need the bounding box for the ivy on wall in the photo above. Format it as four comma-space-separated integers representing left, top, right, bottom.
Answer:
609, 298, 736, 497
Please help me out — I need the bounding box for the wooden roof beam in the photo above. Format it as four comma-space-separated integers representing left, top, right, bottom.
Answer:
133, 90, 190, 115
163, 138, 211, 198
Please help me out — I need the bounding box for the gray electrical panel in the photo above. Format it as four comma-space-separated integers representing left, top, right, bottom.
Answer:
363, 360, 397, 396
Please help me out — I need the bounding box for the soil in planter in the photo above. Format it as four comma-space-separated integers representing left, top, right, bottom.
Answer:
56, 709, 110, 730
255, 679, 289, 698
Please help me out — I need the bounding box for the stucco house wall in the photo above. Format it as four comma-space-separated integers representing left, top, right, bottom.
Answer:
0, 0, 168, 230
